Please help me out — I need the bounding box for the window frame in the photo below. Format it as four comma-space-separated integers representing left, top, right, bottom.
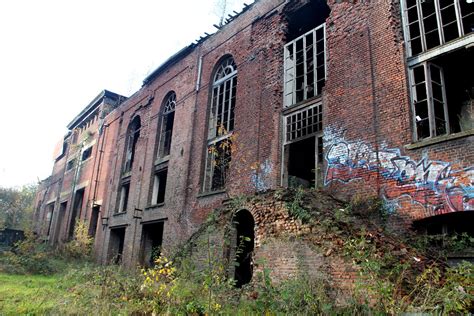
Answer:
117, 181, 130, 214
157, 92, 176, 160
202, 56, 237, 193
151, 168, 168, 206
123, 116, 141, 174
283, 23, 326, 108
401, 0, 473, 57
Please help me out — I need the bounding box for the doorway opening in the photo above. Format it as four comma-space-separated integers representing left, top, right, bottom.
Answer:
233, 210, 255, 288
109, 227, 126, 264
68, 188, 84, 239
141, 222, 164, 267
89, 205, 100, 237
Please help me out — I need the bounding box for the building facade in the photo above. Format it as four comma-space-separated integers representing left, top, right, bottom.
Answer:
35, 0, 473, 268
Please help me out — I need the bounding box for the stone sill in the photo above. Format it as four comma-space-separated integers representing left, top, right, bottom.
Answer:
405, 129, 473, 150
113, 212, 126, 217
145, 203, 165, 210
197, 189, 227, 199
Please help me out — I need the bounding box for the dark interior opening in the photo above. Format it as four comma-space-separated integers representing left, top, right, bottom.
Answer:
89, 205, 100, 237
141, 222, 164, 267
53, 202, 67, 244
413, 212, 474, 266
46, 204, 54, 237
288, 136, 316, 188
435, 48, 474, 133
285, 0, 330, 42
156, 169, 168, 204
110, 227, 126, 264
413, 212, 474, 236
233, 210, 255, 288
161, 112, 175, 157
69, 188, 85, 239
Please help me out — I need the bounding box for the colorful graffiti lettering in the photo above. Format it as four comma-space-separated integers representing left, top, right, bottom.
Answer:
323, 126, 474, 215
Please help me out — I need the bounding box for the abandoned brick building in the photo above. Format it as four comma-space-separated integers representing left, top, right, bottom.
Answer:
35, 0, 473, 281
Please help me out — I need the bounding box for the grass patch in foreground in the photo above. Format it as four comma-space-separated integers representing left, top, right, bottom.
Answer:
0, 273, 73, 315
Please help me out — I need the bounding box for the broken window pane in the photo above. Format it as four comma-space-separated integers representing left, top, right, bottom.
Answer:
123, 116, 141, 173
66, 159, 75, 171
411, 62, 451, 140
203, 56, 237, 192
284, 24, 326, 107
204, 138, 232, 192
81, 146, 92, 161
152, 169, 168, 205
118, 182, 130, 213
403, 0, 472, 56
285, 103, 322, 143
158, 92, 176, 158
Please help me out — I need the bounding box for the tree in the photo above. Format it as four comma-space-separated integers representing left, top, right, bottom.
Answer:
0, 184, 37, 230
213, 0, 238, 27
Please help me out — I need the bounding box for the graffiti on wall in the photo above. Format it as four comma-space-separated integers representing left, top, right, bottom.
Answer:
251, 160, 273, 192
323, 126, 474, 215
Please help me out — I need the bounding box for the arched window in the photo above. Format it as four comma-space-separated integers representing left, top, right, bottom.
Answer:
123, 116, 141, 174
157, 92, 176, 158
203, 56, 237, 192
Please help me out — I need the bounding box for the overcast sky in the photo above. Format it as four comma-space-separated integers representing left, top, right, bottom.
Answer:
0, 0, 250, 188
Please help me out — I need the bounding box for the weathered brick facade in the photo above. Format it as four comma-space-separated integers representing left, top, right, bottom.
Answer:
35, 0, 473, 279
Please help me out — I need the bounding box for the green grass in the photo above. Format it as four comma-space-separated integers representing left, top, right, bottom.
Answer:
0, 273, 73, 315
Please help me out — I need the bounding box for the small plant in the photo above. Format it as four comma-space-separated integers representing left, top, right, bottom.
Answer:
141, 255, 177, 314
62, 219, 93, 260
286, 187, 311, 223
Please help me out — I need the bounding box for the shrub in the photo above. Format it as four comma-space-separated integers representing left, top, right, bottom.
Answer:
62, 220, 93, 260
0, 231, 56, 274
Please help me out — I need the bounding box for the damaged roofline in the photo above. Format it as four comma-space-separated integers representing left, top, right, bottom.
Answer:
142, 1, 257, 87
67, 89, 126, 130
142, 44, 196, 86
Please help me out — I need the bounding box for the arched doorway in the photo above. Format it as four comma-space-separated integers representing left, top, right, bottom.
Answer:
233, 210, 255, 287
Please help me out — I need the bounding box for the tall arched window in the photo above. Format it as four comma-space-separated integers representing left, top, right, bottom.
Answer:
157, 92, 176, 158
203, 56, 237, 192
123, 116, 141, 174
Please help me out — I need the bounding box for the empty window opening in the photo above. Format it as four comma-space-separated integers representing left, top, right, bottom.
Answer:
283, 104, 323, 188
403, 0, 474, 56
69, 188, 85, 239
88, 205, 100, 237
410, 48, 473, 140
81, 146, 93, 161
109, 227, 126, 264
118, 182, 130, 213
233, 210, 255, 288
284, 0, 330, 42
152, 169, 168, 205
66, 159, 75, 171
203, 56, 237, 192
123, 116, 141, 174
140, 222, 164, 267
158, 92, 176, 158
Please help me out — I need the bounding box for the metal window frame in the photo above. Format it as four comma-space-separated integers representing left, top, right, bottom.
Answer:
402, 0, 468, 57
203, 57, 237, 192
409, 62, 449, 140
283, 23, 326, 108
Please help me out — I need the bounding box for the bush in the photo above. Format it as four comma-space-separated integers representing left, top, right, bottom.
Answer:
61, 220, 93, 260
0, 231, 56, 274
